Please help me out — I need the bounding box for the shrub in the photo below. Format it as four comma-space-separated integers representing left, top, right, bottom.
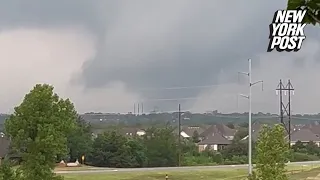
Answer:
290, 152, 319, 162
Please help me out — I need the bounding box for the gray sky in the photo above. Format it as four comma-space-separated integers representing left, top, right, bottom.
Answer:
0, 0, 319, 114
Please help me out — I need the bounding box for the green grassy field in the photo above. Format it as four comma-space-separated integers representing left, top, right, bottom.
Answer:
61, 165, 320, 180
63, 169, 247, 180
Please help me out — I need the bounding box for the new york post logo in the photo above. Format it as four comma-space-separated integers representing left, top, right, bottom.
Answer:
267, 10, 307, 52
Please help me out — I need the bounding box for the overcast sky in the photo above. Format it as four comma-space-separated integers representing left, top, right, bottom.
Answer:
0, 0, 319, 114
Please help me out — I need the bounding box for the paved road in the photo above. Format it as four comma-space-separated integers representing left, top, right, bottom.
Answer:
56, 161, 320, 174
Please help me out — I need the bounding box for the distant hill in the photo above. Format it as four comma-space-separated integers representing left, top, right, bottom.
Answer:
80, 112, 320, 127
0, 112, 320, 128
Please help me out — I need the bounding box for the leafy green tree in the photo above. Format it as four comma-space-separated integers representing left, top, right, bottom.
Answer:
291, 140, 305, 152
305, 141, 320, 155
0, 159, 19, 180
90, 130, 146, 167
67, 116, 93, 162
125, 138, 147, 167
4, 84, 78, 180
233, 127, 248, 142
287, 0, 320, 25
143, 126, 178, 167
253, 124, 290, 180
221, 141, 248, 160
192, 130, 200, 143
181, 138, 198, 156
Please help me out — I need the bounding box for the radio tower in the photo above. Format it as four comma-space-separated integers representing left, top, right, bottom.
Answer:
276, 79, 294, 146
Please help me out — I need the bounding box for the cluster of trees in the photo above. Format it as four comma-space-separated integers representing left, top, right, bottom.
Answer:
66, 119, 320, 168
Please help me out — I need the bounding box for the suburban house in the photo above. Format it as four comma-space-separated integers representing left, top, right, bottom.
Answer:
302, 123, 320, 136
287, 128, 320, 146
199, 124, 236, 141
240, 122, 320, 146
241, 122, 269, 142
197, 124, 235, 152
198, 132, 231, 151
214, 124, 237, 140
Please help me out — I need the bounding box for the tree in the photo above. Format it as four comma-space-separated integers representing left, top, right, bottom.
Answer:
4, 84, 77, 180
221, 141, 248, 160
226, 122, 235, 129
305, 141, 320, 155
192, 130, 200, 143
67, 116, 93, 162
253, 124, 290, 180
239, 122, 249, 128
233, 127, 248, 142
292, 140, 304, 152
287, 0, 320, 25
0, 159, 19, 180
143, 126, 178, 167
89, 130, 146, 168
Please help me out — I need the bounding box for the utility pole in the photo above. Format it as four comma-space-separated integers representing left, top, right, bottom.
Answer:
288, 80, 293, 146
238, 59, 263, 175
178, 104, 181, 167
276, 79, 294, 147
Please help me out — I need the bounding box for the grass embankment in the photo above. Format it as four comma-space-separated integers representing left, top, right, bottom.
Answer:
64, 169, 246, 180
62, 165, 320, 180
289, 167, 320, 180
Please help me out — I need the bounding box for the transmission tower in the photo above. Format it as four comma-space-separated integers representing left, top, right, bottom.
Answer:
276, 79, 294, 146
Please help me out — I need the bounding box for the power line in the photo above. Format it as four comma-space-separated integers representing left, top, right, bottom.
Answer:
136, 83, 237, 91
141, 94, 235, 102
140, 90, 275, 102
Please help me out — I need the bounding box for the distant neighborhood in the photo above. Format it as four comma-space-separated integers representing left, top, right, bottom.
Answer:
88, 120, 320, 152
1, 111, 320, 160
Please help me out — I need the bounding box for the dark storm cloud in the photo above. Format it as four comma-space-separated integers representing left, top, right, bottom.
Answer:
2, 0, 317, 112
75, 0, 282, 111
0, 0, 114, 39
78, 1, 278, 92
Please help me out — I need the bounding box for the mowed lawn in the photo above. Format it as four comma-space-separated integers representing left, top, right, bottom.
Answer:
62, 165, 320, 180
63, 169, 247, 180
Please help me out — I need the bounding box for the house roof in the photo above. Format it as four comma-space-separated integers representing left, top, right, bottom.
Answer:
181, 126, 206, 137
200, 123, 236, 138
242, 123, 289, 141
301, 124, 320, 135
200, 125, 219, 137
198, 132, 231, 145
215, 124, 236, 136
287, 128, 320, 142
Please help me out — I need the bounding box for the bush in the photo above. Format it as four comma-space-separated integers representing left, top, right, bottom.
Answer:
223, 160, 243, 165
290, 152, 319, 162
182, 155, 217, 166
0, 159, 18, 180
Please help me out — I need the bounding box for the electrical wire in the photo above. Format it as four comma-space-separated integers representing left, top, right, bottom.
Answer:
136, 83, 236, 91
140, 94, 237, 102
